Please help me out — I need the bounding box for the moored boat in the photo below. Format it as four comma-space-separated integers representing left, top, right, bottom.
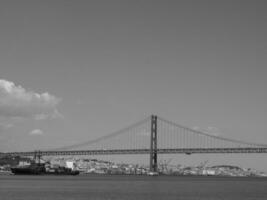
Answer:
11, 163, 45, 175
11, 162, 79, 175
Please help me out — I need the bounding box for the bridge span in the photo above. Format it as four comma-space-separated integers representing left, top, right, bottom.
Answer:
3, 147, 267, 157
2, 115, 267, 172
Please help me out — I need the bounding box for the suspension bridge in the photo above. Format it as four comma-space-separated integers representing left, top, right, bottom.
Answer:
2, 115, 267, 172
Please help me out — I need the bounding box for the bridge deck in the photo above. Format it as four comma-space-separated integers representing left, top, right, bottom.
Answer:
3, 148, 267, 157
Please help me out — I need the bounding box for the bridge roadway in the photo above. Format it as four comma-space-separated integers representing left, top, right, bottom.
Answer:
2, 148, 267, 157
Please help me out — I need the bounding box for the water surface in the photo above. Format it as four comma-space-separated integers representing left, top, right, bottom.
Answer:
1, 175, 267, 200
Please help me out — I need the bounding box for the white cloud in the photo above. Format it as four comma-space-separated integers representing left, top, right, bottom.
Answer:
0, 79, 62, 120
29, 129, 44, 135
34, 110, 64, 120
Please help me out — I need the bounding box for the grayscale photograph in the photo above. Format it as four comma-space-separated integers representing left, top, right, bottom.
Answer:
1, 0, 267, 199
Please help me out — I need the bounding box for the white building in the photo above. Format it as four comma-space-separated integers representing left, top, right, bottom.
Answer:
66, 161, 75, 170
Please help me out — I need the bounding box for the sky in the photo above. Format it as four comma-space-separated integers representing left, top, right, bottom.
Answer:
0, 0, 267, 170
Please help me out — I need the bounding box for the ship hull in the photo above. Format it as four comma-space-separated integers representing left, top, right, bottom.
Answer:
11, 166, 79, 175
11, 167, 43, 175
11, 164, 45, 175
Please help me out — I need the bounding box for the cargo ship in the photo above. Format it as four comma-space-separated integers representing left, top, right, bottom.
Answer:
11, 163, 45, 175
11, 161, 79, 175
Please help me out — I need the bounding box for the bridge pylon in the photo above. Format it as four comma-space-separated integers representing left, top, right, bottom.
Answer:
150, 115, 158, 172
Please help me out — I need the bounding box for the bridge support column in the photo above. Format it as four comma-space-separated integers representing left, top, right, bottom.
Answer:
150, 115, 158, 172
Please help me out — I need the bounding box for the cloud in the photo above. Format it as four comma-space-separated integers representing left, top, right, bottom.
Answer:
29, 129, 44, 136
34, 110, 64, 120
0, 79, 62, 120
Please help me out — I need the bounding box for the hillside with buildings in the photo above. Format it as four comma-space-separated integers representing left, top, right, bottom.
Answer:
1, 155, 266, 177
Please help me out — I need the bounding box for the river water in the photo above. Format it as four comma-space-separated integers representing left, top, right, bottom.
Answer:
1, 175, 267, 200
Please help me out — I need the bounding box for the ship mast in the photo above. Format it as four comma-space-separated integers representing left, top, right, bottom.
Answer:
34, 150, 42, 164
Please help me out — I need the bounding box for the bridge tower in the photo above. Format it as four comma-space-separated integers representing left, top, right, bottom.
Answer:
150, 115, 158, 172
